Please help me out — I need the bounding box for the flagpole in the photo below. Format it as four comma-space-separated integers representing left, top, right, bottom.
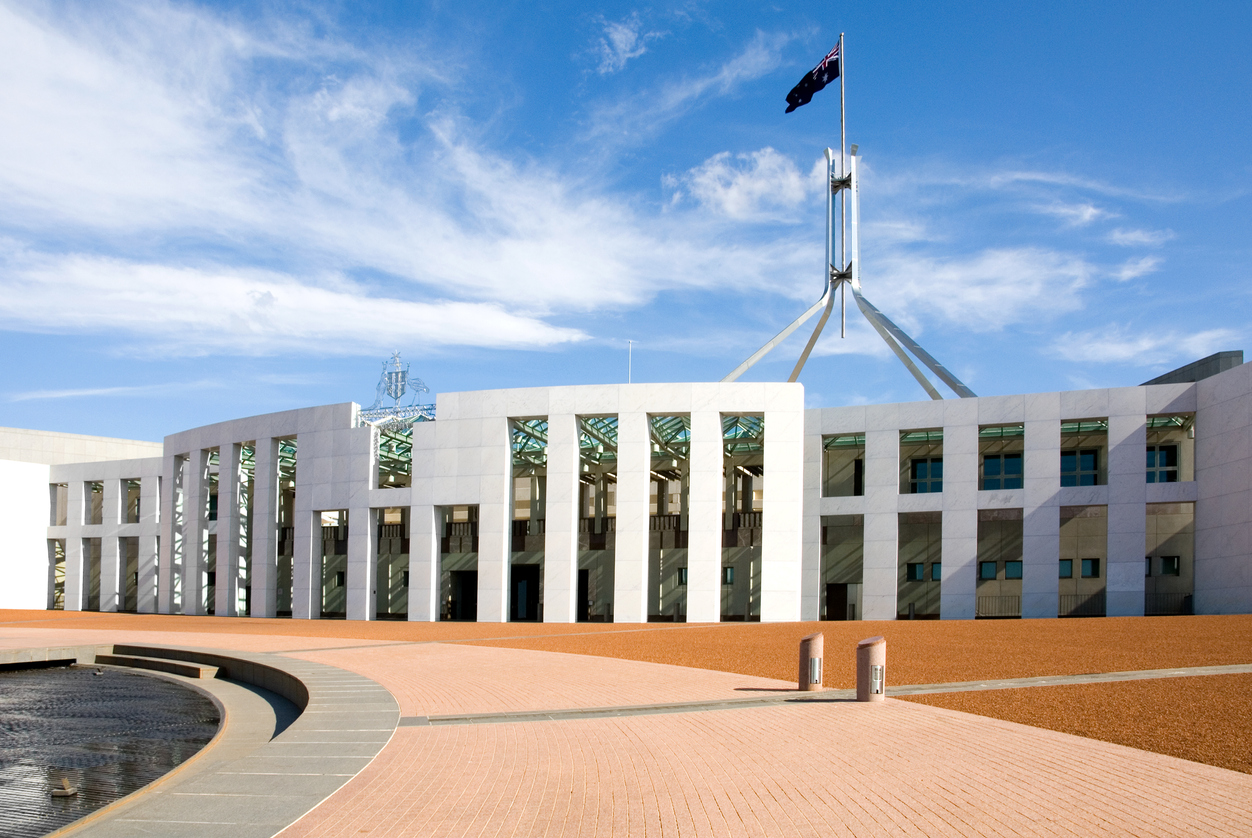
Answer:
838, 32, 847, 337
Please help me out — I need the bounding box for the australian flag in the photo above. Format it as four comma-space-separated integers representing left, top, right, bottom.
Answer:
785, 43, 840, 113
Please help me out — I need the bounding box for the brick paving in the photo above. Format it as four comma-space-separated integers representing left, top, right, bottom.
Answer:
283, 698, 1252, 837
5, 612, 1252, 835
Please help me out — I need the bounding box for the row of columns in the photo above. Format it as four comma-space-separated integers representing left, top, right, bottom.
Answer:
829, 397, 1152, 620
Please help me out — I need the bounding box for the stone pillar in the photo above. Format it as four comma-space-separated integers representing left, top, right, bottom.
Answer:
217, 443, 241, 617
861, 412, 900, 620
762, 393, 804, 622
1107, 389, 1148, 616
158, 453, 184, 615
137, 474, 160, 614
940, 401, 979, 620
800, 412, 824, 621
687, 409, 722, 623
346, 506, 377, 621
1023, 394, 1061, 617
408, 504, 438, 621
476, 417, 512, 623
542, 413, 579, 623
64, 530, 85, 612
613, 410, 650, 623
292, 505, 317, 619
182, 449, 209, 616
250, 439, 278, 618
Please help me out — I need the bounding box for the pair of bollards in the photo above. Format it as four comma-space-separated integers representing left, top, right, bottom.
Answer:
798, 633, 886, 701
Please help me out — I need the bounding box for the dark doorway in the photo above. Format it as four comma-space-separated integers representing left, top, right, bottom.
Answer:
577, 569, 590, 622
510, 564, 541, 622
450, 570, 478, 621
826, 583, 849, 621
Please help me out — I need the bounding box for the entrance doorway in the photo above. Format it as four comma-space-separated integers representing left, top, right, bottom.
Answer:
577, 569, 590, 622
826, 583, 849, 621
450, 570, 478, 621
510, 563, 540, 622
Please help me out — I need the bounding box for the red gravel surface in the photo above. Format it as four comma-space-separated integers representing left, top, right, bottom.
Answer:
901, 674, 1252, 774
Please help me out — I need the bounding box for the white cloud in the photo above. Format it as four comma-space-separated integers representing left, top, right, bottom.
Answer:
1107, 227, 1176, 247
594, 14, 663, 74
0, 249, 586, 355
676, 148, 809, 220
1112, 255, 1162, 282
869, 248, 1093, 332
1048, 325, 1239, 365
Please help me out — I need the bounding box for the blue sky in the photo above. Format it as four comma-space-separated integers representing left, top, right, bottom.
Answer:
1, 0, 1249, 441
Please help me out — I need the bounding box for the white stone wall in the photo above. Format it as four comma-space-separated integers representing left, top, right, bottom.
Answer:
1195, 361, 1252, 613
14, 359, 1252, 621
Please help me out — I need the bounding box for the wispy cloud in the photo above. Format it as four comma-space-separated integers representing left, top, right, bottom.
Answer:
1111, 255, 1162, 282
1048, 325, 1239, 365
584, 30, 789, 142
9, 378, 222, 402
593, 13, 664, 74
1107, 227, 1175, 247
1032, 201, 1113, 226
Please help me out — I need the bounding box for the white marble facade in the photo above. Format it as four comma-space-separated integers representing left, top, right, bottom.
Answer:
6, 362, 1252, 621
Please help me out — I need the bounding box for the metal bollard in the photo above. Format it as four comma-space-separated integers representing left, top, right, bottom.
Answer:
798, 632, 824, 691
856, 636, 886, 702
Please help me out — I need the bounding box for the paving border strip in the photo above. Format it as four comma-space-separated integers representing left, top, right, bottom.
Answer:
396, 662, 1252, 726
5, 644, 398, 838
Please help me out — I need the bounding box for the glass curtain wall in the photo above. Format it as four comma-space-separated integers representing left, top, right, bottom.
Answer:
376, 507, 409, 619
822, 434, 865, 497
275, 437, 297, 617
83, 537, 102, 611
578, 416, 617, 622
722, 415, 764, 622
378, 427, 413, 488
238, 444, 255, 616
320, 509, 349, 618
821, 514, 863, 620
440, 505, 480, 620
975, 510, 1024, 618
121, 537, 139, 612
204, 449, 219, 615
649, 416, 690, 621
509, 419, 547, 622
1059, 505, 1107, 616
897, 512, 941, 618
49, 539, 65, 610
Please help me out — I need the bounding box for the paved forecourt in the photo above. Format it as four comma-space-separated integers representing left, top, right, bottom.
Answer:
2, 624, 1252, 837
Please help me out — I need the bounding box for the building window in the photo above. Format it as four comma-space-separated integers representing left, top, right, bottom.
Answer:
910, 458, 943, 493
335, 570, 346, 587
722, 566, 735, 585
905, 563, 924, 582
1081, 558, 1100, 578
978, 561, 997, 580
981, 454, 1023, 490
1145, 556, 1152, 577
931, 562, 941, 581
1004, 561, 1023, 580
1059, 559, 1073, 579
678, 567, 688, 585
1061, 450, 1099, 486
1146, 445, 1179, 483
1160, 556, 1181, 576
206, 571, 216, 587
402, 570, 410, 587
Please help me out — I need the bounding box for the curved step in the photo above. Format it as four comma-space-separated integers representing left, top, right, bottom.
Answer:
94, 653, 218, 679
